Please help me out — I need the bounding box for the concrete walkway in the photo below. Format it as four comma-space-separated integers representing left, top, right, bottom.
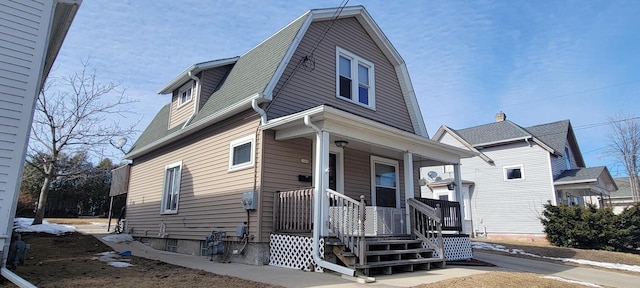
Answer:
76, 225, 495, 288
474, 251, 640, 288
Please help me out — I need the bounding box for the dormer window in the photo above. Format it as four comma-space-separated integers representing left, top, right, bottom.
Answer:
178, 82, 193, 106
336, 47, 375, 109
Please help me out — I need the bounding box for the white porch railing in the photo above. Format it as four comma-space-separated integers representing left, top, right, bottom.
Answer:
273, 187, 314, 233
407, 198, 445, 260
326, 189, 366, 266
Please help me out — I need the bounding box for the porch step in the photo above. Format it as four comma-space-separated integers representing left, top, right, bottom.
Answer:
355, 258, 445, 276
366, 248, 433, 256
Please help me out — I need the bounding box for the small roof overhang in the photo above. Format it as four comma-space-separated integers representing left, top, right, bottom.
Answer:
554, 167, 618, 195
157, 57, 240, 94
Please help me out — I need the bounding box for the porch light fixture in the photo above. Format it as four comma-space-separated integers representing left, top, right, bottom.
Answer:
334, 140, 348, 148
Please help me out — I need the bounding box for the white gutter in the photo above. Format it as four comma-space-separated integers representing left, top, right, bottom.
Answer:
473, 136, 532, 148
182, 71, 200, 129
303, 115, 356, 277
1, 268, 36, 288
251, 99, 267, 125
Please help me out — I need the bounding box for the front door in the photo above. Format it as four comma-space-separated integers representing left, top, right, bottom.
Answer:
371, 156, 400, 208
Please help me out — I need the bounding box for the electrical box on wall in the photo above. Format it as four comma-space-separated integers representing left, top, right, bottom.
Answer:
242, 191, 257, 210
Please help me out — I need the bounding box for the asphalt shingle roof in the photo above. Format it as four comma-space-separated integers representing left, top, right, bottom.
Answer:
613, 177, 634, 197
455, 120, 530, 146
554, 167, 606, 183
128, 104, 183, 153
526, 120, 569, 156
452, 119, 571, 157
128, 13, 307, 155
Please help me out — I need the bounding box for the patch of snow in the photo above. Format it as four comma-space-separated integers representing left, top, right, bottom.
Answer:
90, 222, 108, 227
13, 218, 75, 235
108, 261, 134, 268
102, 234, 133, 243
472, 241, 640, 273
542, 276, 602, 287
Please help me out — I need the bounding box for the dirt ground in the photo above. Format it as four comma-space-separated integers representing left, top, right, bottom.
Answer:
1, 221, 635, 287
1, 232, 282, 288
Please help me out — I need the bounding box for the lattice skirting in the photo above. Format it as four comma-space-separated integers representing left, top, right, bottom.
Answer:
269, 234, 324, 272
424, 235, 473, 261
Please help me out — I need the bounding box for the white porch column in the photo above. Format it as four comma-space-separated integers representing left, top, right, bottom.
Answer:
313, 130, 330, 236
453, 164, 467, 234
403, 152, 414, 234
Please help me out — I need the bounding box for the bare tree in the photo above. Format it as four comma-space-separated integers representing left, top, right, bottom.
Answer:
27, 61, 137, 224
607, 115, 640, 203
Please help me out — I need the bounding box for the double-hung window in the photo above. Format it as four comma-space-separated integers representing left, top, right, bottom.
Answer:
229, 135, 255, 171
178, 82, 193, 106
336, 47, 375, 109
162, 161, 182, 214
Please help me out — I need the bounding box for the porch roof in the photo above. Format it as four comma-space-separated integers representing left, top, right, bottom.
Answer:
261, 105, 477, 165
554, 166, 618, 195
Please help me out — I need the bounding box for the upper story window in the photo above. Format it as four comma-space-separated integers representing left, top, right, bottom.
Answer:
504, 165, 524, 181
336, 47, 375, 109
564, 147, 572, 169
229, 135, 255, 171
178, 82, 193, 107
161, 161, 182, 214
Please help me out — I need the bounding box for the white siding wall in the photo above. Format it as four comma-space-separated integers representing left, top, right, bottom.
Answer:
0, 0, 55, 251
438, 132, 556, 236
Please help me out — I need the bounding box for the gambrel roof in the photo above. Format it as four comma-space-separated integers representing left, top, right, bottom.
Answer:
127, 6, 427, 158
433, 118, 585, 167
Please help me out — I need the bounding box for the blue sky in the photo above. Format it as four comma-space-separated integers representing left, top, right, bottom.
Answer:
53, 0, 640, 176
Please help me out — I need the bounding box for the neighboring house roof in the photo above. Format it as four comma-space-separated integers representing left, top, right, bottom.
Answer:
434, 118, 586, 167
612, 177, 637, 199
554, 166, 618, 193
127, 6, 429, 158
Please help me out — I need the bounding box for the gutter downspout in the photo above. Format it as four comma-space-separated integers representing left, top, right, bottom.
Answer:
303, 115, 355, 276
182, 71, 200, 129
251, 99, 267, 125
1, 268, 36, 288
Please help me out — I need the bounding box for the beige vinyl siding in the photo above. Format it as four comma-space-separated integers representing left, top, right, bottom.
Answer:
199, 65, 233, 109
259, 131, 313, 242
168, 84, 195, 129
127, 110, 262, 241
266, 17, 414, 133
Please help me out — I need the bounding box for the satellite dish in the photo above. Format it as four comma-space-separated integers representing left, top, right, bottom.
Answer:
114, 137, 127, 148
427, 171, 438, 180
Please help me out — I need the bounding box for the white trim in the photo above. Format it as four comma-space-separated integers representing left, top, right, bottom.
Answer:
158, 57, 239, 94
335, 47, 375, 109
161, 161, 183, 214
329, 145, 345, 193
503, 164, 525, 181
177, 82, 194, 107
370, 156, 400, 208
228, 134, 256, 171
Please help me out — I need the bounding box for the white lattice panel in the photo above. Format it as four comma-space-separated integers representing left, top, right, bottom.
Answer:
269, 234, 324, 272
423, 235, 472, 261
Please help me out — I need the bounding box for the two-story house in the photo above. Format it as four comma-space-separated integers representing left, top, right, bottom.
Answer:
119, 6, 476, 277
429, 111, 617, 240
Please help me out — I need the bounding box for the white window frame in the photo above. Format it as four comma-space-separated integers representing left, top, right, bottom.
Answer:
336, 47, 375, 110
178, 82, 193, 107
503, 165, 525, 181
161, 161, 183, 214
228, 134, 255, 171
370, 156, 400, 208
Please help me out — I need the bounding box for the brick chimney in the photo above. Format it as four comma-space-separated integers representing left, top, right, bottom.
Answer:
495, 111, 506, 122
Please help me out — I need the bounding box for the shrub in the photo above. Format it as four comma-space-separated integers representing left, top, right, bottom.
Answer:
540, 201, 638, 251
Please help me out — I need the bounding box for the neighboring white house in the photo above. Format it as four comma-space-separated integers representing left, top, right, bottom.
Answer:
428, 112, 617, 240
0, 0, 81, 283
611, 177, 639, 214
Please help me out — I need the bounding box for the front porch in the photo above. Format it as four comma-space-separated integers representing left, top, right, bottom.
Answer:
269, 187, 472, 276
261, 106, 476, 276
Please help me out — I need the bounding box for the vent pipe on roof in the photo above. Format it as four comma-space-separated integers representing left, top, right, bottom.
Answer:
495, 111, 506, 122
